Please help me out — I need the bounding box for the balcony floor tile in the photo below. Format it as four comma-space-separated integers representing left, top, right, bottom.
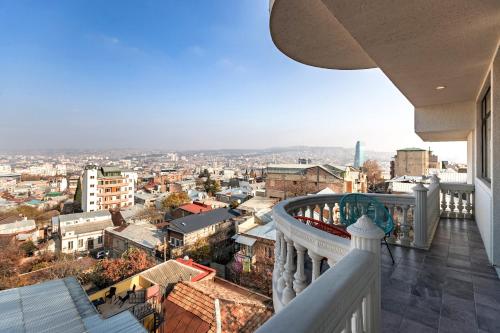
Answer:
381, 218, 500, 333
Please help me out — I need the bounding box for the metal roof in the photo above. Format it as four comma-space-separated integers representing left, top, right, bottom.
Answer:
168, 208, 240, 235
106, 223, 164, 249
243, 221, 276, 241
140, 260, 203, 295
58, 211, 111, 223
232, 234, 257, 247
0, 277, 146, 333
62, 220, 114, 236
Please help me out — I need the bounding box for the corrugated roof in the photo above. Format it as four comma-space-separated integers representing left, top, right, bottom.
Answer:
62, 220, 114, 235
168, 208, 240, 235
232, 234, 257, 246
237, 197, 277, 213
140, 260, 203, 295
106, 223, 164, 249
58, 211, 111, 223
0, 277, 146, 333
243, 221, 276, 241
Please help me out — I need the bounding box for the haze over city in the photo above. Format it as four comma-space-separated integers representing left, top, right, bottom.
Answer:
0, 1, 466, 162
1, 2, 499, 333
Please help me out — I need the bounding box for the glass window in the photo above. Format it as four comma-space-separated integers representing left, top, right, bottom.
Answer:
68, 241, 73, 250
482, 88, 492, 181
78, 239, 83, 248
98, 236, 103, 244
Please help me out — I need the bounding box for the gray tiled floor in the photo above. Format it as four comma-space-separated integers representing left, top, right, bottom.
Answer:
381, 218, 500, 333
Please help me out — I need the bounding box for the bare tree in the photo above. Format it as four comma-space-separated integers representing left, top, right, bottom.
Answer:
363, 160, 383, 192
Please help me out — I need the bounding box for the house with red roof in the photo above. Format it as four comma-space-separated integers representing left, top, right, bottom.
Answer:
172, 202, 212, 219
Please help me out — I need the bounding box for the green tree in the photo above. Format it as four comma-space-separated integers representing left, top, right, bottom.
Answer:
74, 178, 82, 205
20, 240, 37, 256
204, 176, 221, 196
162, 192, 191, 211
198, 168, 210, 178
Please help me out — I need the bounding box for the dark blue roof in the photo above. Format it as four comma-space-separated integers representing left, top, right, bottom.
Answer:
168, 208, 240, 234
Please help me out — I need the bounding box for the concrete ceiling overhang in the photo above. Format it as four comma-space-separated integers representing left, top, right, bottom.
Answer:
269, 0, 376, 69
270, 0, 500, 107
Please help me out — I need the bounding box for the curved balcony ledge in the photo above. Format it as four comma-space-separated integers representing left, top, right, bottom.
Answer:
273, 195, 351, 261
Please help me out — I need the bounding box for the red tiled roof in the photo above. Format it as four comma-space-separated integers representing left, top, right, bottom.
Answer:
163, 299, 211, 333
178, 203, 212, 214
164, 279, 273, 333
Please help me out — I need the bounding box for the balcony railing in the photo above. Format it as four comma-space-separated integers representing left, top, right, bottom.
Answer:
259, 175, 474, 332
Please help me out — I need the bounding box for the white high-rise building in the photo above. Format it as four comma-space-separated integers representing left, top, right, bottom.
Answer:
81, 165, 136, 212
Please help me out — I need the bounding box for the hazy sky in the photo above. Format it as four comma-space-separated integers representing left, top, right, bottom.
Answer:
0, 1, 467, 162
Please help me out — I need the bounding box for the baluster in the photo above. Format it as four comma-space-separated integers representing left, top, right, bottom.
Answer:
353, 303, 363, 333
334, 203, 340, 224
386, 204, 396, 242
468, 191, 474, 218
362, 297, 367, 333
457, 191, 464, 219
440, 188, 448, 217
308, 251, 322, 282
308, 205, 315, 219
345, 315, 352, 333
292, 243, 307, 294
273, 230, 282, 280
327, 203, 334, 224
282, 236, 296, 304
319, 202, 325, 222
400, 205, 411, 246
277, 233, 287, 293
450, 191, 458, 218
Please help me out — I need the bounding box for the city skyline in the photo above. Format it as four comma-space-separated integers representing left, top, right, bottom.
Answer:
0, 1, 466, 163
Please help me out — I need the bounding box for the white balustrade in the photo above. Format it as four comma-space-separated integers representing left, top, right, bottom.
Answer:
260, 214, 384, 333
265, 182, 476, 331
440, 183, 475, 218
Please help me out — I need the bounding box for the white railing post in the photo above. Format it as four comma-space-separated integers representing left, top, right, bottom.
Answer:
347, 215, 385, 333
282, 236, 296, 305
413, 183, 429, 248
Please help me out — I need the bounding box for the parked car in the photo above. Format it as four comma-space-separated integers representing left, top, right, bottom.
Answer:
95, 250, 109, 259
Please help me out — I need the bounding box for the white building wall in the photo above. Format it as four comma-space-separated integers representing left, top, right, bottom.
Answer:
473, 45, 500, 271
491, 46, 500, 269
82, 168, 98, 212
122, 171, 136, 208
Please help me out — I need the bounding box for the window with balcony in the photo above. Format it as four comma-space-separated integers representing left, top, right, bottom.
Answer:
481, 87, 491, 181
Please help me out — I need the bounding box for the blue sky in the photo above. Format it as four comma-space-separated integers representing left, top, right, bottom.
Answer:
0, 0, 466, 162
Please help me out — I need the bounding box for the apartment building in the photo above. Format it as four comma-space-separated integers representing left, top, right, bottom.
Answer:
266, 164, 366, 200
52, 210, 114, 254
392, 148, 440, 177
167, 208, 240, 249
81, 165, 136, 212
